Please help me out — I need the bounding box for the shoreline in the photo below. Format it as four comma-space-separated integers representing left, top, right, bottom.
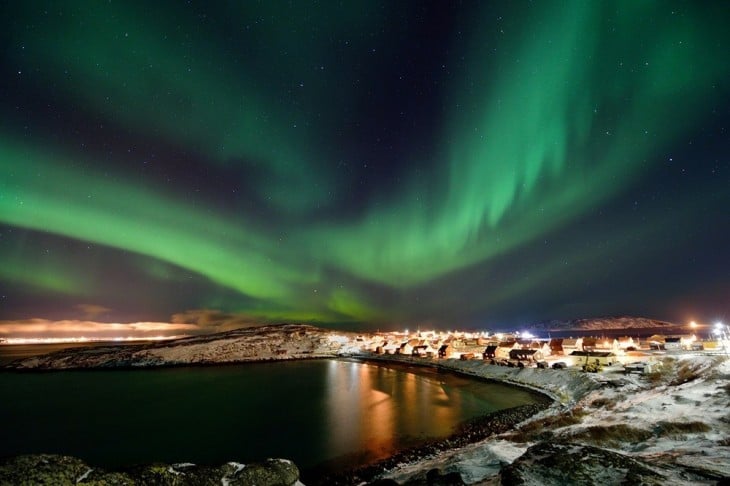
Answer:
2, 351, 566, 484
4, 339, 727, 483
304, 401, 550, 485
300, 354, 589, 484
355, 353, 600, 405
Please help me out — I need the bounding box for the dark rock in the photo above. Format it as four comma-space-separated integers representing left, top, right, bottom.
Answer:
0, 454, 100, 485
0, 454, 300, 486
234, 459, 299, 486
425, 468, 465, 485
499, 442, 666, 485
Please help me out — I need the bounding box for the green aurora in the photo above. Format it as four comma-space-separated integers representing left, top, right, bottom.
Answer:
1, 1, 728, 327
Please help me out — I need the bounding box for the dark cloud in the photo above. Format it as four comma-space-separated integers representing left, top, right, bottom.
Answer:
170, 310, 271, 333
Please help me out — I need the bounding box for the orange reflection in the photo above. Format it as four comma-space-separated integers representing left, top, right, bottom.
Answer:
325, 361, 461, 465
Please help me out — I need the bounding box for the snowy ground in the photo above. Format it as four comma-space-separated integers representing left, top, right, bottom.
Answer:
376, 354, 730, 484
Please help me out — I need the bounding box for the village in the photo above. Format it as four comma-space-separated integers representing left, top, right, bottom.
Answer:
355, 327, 729, 373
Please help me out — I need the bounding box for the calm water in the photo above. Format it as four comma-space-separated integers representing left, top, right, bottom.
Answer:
0, 358, 539, 472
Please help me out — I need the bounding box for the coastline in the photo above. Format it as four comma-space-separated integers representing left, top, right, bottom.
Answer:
298, 354, 595, 484
303, 355, 557, 484
365, 353, 730, 484
355, 353, 600, 404
3, 332, 729, 484
0, 350, 571, 484
304, 401, 550, 485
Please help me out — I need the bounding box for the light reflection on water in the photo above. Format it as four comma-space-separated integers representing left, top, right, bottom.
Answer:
0, 358, 539, 472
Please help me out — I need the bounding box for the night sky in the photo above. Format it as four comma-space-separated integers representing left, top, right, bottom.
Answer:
0, 1, 728, 335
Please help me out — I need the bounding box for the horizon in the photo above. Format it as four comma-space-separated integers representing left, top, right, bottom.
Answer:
0, 313, 720, 342
1, 2, 728, 331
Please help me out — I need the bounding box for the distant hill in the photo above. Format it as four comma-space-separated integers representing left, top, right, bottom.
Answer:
4, 324, 362, 370
528, 316, 678, 332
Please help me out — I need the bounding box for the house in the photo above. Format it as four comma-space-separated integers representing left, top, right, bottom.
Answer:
517, 339, 539, 349
562, 338, 582, 353
581, 337, 597, 351
570, 350, 617, 366
537, 341, 552, 356
664, 337, 682, 350
679, 335, 699, 350
413, 344, 435, 357
517, 339, 551, 356
549, 338, 564, 355
382, 342, 400, 354
438, 344, 453, 359
398, 339, 419, 355
616, 337, 637, 350
495, 341, 518, 359
482, 345, 498, 360
509, 349, 544, 362
647, 334, 665, 345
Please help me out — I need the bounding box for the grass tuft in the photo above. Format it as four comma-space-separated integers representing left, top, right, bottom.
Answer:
570, 424, 652, 447
669, 361, 702, 386
505, 410, 585, 443
589, 397, 613, 409
654, 421, 711, 437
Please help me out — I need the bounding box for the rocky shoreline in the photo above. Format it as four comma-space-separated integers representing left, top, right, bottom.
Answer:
0, 454, 301, 486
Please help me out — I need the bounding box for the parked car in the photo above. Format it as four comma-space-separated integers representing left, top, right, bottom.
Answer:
536, 361, 549, 369
552, 361, 567, 369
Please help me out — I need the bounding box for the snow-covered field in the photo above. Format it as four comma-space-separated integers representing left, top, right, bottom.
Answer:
377, 354, 730, 484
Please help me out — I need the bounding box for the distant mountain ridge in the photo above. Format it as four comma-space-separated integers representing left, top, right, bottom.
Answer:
528, 316, 678, 331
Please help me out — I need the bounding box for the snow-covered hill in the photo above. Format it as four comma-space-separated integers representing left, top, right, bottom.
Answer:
5, 324, 362, 370
529, 316, 678, 331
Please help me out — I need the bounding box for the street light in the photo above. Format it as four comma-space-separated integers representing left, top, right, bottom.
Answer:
715, 322, 729, 354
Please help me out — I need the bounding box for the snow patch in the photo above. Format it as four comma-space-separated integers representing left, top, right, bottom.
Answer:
221, 462, 247, 486
75, 468, 93, 483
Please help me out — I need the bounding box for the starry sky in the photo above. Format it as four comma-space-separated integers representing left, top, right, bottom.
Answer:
0, 1, 728, 334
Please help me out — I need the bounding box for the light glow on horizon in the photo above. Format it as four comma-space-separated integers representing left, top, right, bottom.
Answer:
0, 318, 201, 341
0, 335, 188, 345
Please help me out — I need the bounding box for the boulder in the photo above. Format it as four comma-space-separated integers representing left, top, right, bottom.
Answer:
499, 442, 665, 485
0, 454, 300, 486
